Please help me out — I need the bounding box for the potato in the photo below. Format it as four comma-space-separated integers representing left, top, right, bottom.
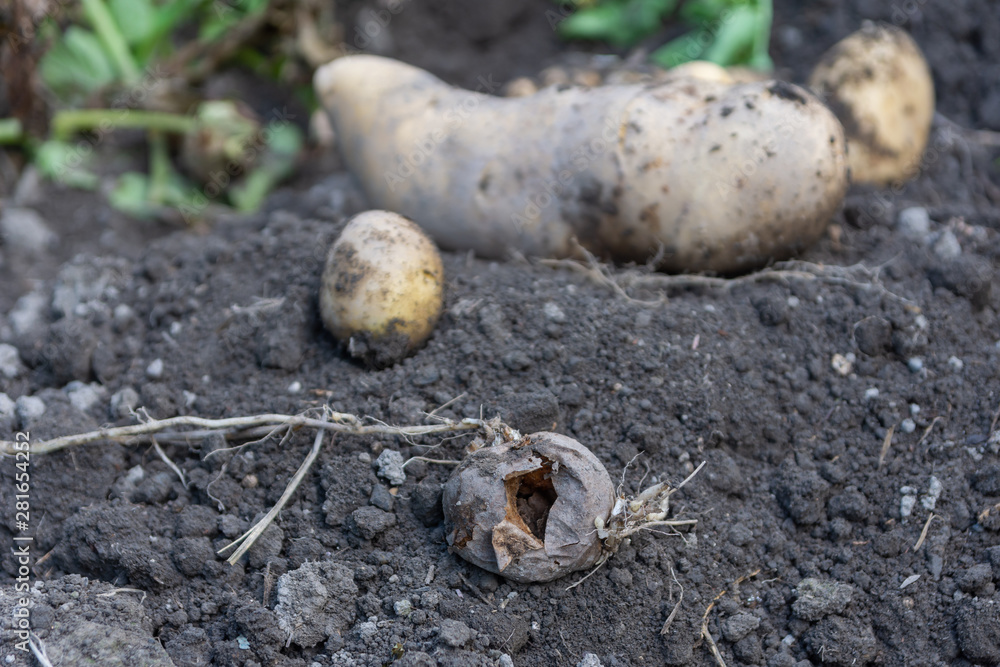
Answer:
319, 210, 444, 367
808, 23, 935, 186
315, 55, 848, 274
442, 431, 615, 583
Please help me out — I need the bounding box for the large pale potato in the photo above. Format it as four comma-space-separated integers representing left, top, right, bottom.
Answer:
808, 24, 935, 186
319, 210, 444, 367
316, 55, 848, 274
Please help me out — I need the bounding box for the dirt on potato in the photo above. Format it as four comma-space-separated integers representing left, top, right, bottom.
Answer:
2, 1, 1000, 666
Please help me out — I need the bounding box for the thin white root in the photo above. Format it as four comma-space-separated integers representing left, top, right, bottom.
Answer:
218, 416, 330, 565
0, 410, 484, 456
28, 633, 54, 667
152, 437, 188, 490
660, 565, 684, 636
564, 555, 609, 591
543, 254, 917, 307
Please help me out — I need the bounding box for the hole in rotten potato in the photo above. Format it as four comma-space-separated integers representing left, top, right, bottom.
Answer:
503, 457, 557, 541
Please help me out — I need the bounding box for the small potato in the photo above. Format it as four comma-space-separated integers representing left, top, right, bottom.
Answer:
808, 23, 935, 186
319, 210, 444, 367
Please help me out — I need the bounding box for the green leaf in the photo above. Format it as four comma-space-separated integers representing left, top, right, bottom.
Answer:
39, 26, 117, 100
680, 0, 737, 24
34, 140, 100, 190
559, 3, 624, 41
558, 0, 677, 46
81, 0, 141, 83
702, 5, 758, 66
199, 0, 268, 42
229, 124, 303, 212
0, 118, 23, 145
109, 171, 153, 217
133, 0, 205, 62
108, 0, 155, 45
650, 31, 707, 68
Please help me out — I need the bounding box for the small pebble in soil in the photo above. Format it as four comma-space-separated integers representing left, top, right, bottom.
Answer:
543, 302, 566, 323
10, 289, 47, 338
66, 381, 104, 413
110, 387, 140, 419
831, 353, 854, 376
438, 619, 473, 648
0, 343, 25, 378
576, 653, 603, 667
146, 358, 164, 379
15, 395, 46, 427
948, 356, 964, 372
932, 229, 962, 260
901, 418, 916, 433
0, 393, 16, 430
0, 206, 58, 252
358, 619, 378, 639
348, 506, 397, 540
370, 485, 395, 512
907, 357, 924, 373
922, 476, 943, 510
375, 449, 406, 486
394, 599, 413, 617
897, 206, 930, 240
721, 612, 761, 642
287, 381, 302, 394
854, 316, 892, 356
864, 387, 879, 400
792, 578, 855, 621
910, 403, 921, 415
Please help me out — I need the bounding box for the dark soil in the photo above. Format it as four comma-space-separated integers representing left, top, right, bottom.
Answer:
3, 1, 1000, 666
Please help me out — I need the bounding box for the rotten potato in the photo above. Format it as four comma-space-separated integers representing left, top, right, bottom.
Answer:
442, 431, 615, 583
808, 23, 935, 186
315, 55, 848, 274
319, 210, 444, 367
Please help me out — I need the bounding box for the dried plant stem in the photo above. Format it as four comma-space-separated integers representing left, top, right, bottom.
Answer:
913, 513, 938, 551
0, 411, 483, 456
218, 420, 330, 565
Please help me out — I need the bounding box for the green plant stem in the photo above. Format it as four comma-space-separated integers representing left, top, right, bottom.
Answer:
81, 0, 141, 84
51, 109, 197, 140
0, 118, 23, 145
753, 0, 773, 65
148, 130, 170, 203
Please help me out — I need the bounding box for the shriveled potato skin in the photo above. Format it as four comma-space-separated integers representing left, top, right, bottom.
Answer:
316, 55, 847, 273
808, 24, 935, 186
442, 432, 615, 584
319, 210, 444, 367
